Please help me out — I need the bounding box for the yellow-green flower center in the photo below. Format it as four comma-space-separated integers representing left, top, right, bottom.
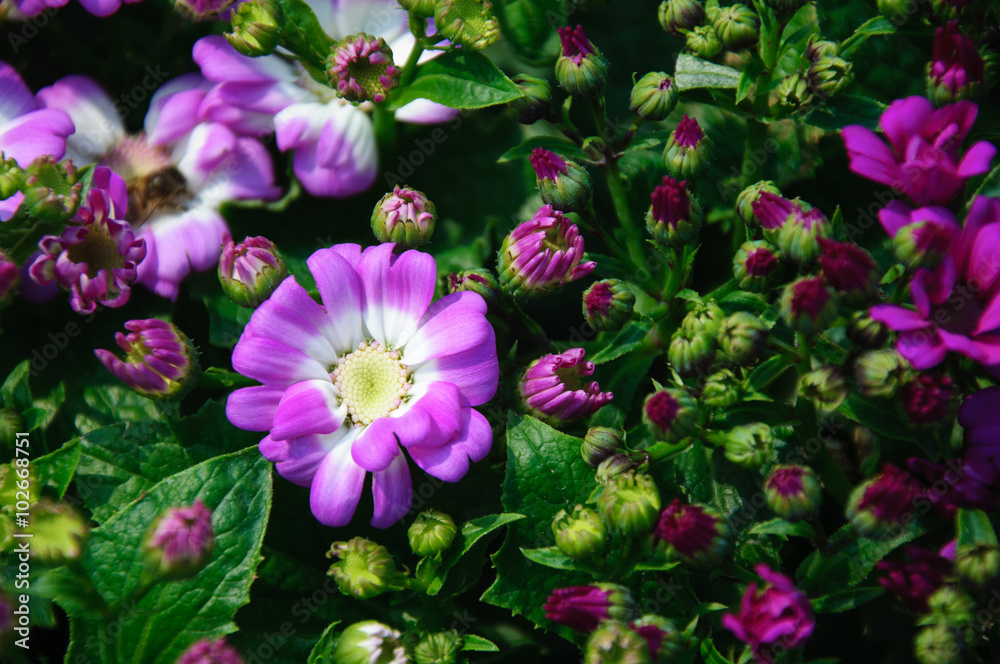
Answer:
333, 341, 411, 426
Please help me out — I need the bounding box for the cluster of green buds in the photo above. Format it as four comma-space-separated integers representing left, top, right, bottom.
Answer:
806, 38, 853, 99
800, 365, 849, 411
701, 369, 740, 408
708, 3, 759, 50
855, 350, 907, 398
658, 0, 706, 38
717, 422, 776, 468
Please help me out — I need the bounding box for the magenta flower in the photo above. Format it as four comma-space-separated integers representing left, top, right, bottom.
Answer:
144, 500, 214, 579
908, 455, 998, 517
95, 319, 199, 398
226, 243, 498, 528
722, 565, 815, 664
817, 238, 875, 296
842, 96, 996, 206
673, 114, 705, 147
928, 22, 984, 104
176, 638, 244, 664
28, 167, 146, 314
870, 196, 1000, 370
653, 499, 729, 565
900, 374, 956, 424
878, 200, 960, 269
38, 74, 280, 300
752, 192, 828, 233
543, 584, 634, 633
846, 464, 923, 535
327, 34, 401, 104
0, 61, 73, 221
876, 546, 953, 613
530, 148, 567, 181
959, 385, 1000, 458
497, 205, 596, 299
518, 348, 613, 423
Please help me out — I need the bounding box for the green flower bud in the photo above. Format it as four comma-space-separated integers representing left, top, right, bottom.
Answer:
555, 25, 609, 98
629, 615, 681, 662
809, 54, 853, 98
552, 504, 607, 559
877, 0, 918, 23
629, 72, 679, 122
780, 276, 837, 336
0, 408, 24, 445
762, 0, 807, 15
642, 385, 699, 442
733, 240, 783, 292
20, 156, 82, 224
923, 586, 975, 628
414, 631, 462, 664
799, 366, 849, 411
225, 0, 283, 57
327, 537, 403, 599
663, 115, 713, 180
597, 471, 661, 536
777, 70, 815, 110
658, 0, 706, 38
680, 299, 724, 336
582, 426, 625, 468
22, 499, 89, 565
855, 350, 906, 398
531, 149, 592, 213
399, 0, 437, 19
718, 312, 768, 365
218, 234, 288, 308
583, 279, 636, 332
434, 0, 501, 50
335, 621, 407, 664
956, 544, 1000, 589
668, 328, 716, 378
721, 422, 775, 468
892, 218, 952, 271
508, 74, 553, 125
737, 180, 782, 228
372, 185, 436, 249
845, 464, 920, 537
596, 453, 638, 484
584, 621, 650, 664
408, 509, 457, 557
701, 369, 740, 409
712, 3, 758, 50
685, 24, 722, 59
846, 310, 890, 350
915, 624, 963, 664
447, 268, 500, 308
764, 464, 822, 521
0, 155, 22, 200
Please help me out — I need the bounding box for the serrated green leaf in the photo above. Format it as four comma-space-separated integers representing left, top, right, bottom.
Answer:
675, 53, 742, 90
75, 384, 165, 434
462, 634, 499, 652
393, 50, 521, 110
306, 622, 341, 664
520, 546, 589, 571
426, 512, 526, 596
839, 16, 897, 59
589, 318, 653, 365
63, 449, 272, 664
746, 356, 794, 391
749, 518, 815, 539
497, 136, 587, 164
812, 586, 884, 613
35, 440, 80, 499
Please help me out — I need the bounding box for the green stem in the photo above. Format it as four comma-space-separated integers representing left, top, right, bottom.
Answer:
398, 39, 426, 88
616, 117, 644, 152
604, 160, 646, 268
795, 331, 812, 374
644, 439, 692, 463
580, 207, 630, 268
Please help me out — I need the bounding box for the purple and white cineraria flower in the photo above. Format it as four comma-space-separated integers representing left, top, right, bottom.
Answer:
37, 73, 280, 300
226, 243, 499, 529
0, 62, 74, 221
193, 0, 458, 198
29, 167, 146, 314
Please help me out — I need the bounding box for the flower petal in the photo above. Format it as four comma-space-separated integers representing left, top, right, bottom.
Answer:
36, 75, 123, 163
243, 278, 339, 366
136, 206, 229, 300
896, 329, 948, 369
411, 335, 499, 407
356, 243, 435, 347
273, 433, 344, 487
232, 335, 330, 385
370, 451, 412, 529
310, 434, 367, 527
271, 379, 346, 441
408, 408, 492, 482
227, 385, 285, 431
306, 247, 365, 352
403, 291, 491, 364
0, 109, 73, 166
869, 304, 929, 331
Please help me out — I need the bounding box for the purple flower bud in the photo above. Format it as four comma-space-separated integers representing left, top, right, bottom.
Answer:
95, 319, 199, 399
530, 148, 591, 213
371, 186, 436, 249
29, 168, 146, 315
928, 22, 984, 105
218, 234, 288, 308
877, 546, 953, 613
582, 279, 635, 331
629, 615, 682, 661
663, 115, 713, 180
447, 268, 500, 307
752, 192, 830, 264
498, 205, 596, 299
653, 499, 729, 566
642, 385, 698, 442
0, 249, 18, 308
780, 276, 837, 335
878, 201, 960, 271
519, 348, 613, 423
737, 180, 782, 227
722, 565, 815, 664
508, 74, 553, 124
817, 238, 876, 299
901, 374, 956, 424
630, 72, 679, 121
846, 464, 923, 537
326, 33, 401, 103
555, 25, 609, 97
733, 240, 782, 293
176, 638, 244, 664
646, 176, 703, 247
144, 500, 214, 580
764, 465, 822, 521
544, 584, 637, 633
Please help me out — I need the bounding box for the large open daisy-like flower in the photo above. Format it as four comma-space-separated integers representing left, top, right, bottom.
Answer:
226, 243, 499, 528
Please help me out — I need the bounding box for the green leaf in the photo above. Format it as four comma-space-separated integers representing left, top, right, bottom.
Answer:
0, 360, 32, 411
675, 53, 742, 90
168, 400, 262, 458
736, 58, 764, 104
838, 396, 919, 443
520, 546, 589, 571
277, 0, 336, 67
482, 415, 594, 632
74, 384, 165, 434
804, 94, 887, 131
63, 448, 272, 664
426, 512, 526, 596
839, 16, 897, 59
965, 163, 1000, 213
34, 440, 81, 499
749, 518, 815, 539
494, 0, 561, 66
589, 318, 653, 364
462, 634, 499, 652
701, 638, 734, 664
957, 509, 999, 550
746, 356, 794, 391
798, 523, 925, 595
393, 50, 522, 110
306, 622, 341, 664
752, 0, 780, 69
497, 136, 587, 164
812, 587, 884, 613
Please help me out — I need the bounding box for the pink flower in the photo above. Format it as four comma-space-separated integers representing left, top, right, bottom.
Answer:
518, 348, 612, 423
144, 500, 214, 579
497, 205, 595, 298
871, 196, 1000, 370
543, 584, 635, 633
722, 565, 815, 663
653, 499, 729, 565
876, 546, 953, 613
226, 243, 498, 528
928, 22, 984, 103
176, 638, 243, 664
842, 96, 995, 206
